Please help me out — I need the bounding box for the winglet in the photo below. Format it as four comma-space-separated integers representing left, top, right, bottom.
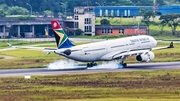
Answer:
6, 42, 12, 48
167, 42, 174, 48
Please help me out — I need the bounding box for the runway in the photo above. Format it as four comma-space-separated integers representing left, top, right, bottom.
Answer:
0, 62, 180, 77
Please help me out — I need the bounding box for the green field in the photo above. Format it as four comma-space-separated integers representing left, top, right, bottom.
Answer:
96, 17, 180, 38
95, 17, 180, 31
1, 70, 180, 101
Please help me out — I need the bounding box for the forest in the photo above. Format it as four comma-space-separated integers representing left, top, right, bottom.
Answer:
0, 0, 180, 16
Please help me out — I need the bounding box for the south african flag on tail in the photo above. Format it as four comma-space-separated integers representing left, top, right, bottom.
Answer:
51, 20, 75, 49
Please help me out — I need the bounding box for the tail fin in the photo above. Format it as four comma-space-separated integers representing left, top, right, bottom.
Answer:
51, 20, 75, 49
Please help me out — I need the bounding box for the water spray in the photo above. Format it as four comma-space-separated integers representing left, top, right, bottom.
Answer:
47, 60, 123, 70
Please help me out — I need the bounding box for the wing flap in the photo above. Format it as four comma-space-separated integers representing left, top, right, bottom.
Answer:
113, 50, 150, 59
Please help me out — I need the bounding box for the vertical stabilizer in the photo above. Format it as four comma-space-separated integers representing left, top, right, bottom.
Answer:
51, 20, 75, 49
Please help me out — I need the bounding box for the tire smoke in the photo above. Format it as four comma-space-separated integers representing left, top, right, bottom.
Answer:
88, 61, 121, 69
47, 60, 76, 70
47, 60, 123, 70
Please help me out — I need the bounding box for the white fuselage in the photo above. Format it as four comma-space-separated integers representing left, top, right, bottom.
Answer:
56, 35, 157, 62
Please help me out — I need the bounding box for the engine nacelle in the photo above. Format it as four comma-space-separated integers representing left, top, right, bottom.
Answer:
136, 51, 155, 62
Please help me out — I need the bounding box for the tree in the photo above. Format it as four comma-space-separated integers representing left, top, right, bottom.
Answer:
0, 0, 179, 16
0, 4, 8, 10
159, 14, 180, 35
130, 0, 153, 6
7, 6, 28, 15
140, 9, 155, 34
58, 12, 66, 19
159, 20, 167, 35
100, 19, 110, 25
0, 0, 5, 4
153, 20, 167, 35
0, 9, 5, 17
75, 29, 83, 36
43, 10, 53, 17
0, 4, 8, 15
156, 0, 166, 5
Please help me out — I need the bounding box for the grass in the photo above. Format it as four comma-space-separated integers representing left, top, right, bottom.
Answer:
95, 17, 180, 40
70, 34, 180, 41
96, 17, 180, 31
0, 40, 54, 49
1, 70, 180, 100
0, 49, 65, 69
59, 98, 179, 101
152, 35, 180, 41
0, 42, 179, 69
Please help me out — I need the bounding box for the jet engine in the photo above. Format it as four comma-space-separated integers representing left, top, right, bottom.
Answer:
136, 51, 155, 62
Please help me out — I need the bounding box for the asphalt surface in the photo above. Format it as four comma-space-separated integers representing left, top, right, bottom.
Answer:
0, 62, 180, 77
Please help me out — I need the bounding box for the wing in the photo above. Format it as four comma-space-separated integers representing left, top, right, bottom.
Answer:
0, 48, 17, 52
6, 42, 61, 51
6, 42, 44, 50
5, 42, 56, 55
6, 42, 74, 55
13, 46, 43, 50
100, 42, 174, 60
152, 42, 174, 50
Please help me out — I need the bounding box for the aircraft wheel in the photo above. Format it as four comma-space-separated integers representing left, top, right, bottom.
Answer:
87, 63, 97, 68
87, 63, 90, 67
123, 63, 127, 68
94, 63, 97, 66
90, 63, 93, 67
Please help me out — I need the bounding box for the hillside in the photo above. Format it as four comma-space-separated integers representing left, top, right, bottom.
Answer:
0, 0, 180, 16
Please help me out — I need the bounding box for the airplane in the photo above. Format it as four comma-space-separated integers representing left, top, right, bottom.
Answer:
42, 20, 174, 68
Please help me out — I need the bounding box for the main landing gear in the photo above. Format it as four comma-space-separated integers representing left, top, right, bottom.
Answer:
87, 62, 97, 68
118, 61, 127, 68
118, 56, 127, 68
